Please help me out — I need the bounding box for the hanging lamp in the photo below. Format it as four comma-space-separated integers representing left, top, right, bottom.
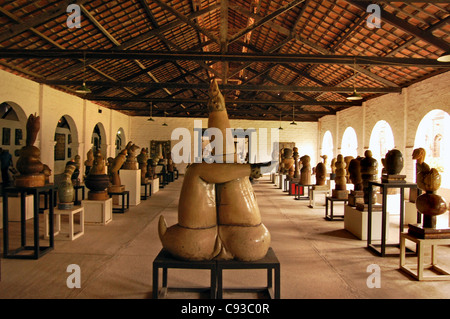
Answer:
75, 52, 91, 94
290, 105, 297, 125
147, 102, 155, 121
347, 59, 363, 101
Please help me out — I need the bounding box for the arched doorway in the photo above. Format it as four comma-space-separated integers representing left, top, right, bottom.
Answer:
115, 127, 126, 157
414, 109, 450, 188
0, 101, 27, 185
321, 130, 334, 159
369, 120, 395, 177
54, 115, 79, 177
92, 123, 107, 159
341, 127, 358, 158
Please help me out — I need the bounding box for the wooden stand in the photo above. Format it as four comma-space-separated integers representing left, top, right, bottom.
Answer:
44, 206, 85, 241
325, 196, 347, 221
81, 198, 112, 225
400, 232, 450, 281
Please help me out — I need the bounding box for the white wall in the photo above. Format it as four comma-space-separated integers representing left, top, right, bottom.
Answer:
319, 70, 450, 196
0, 69, 130, 181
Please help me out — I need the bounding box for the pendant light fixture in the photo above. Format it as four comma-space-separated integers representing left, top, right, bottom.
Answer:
290, 105, 297, 125
75, 52, 91, 94
347, 59, 363, 101
147, 102, 155, 121
437, 51, 450, 62
278, 111, 283, 130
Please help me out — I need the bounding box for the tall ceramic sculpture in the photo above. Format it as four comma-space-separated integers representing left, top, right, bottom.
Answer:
15, 114, 47, 187
280, 148, 295, 178
300, 155, 311, 185
315, 155, 327, 186
137, 147, 149, 183
410, 148, 430, 202
344, 156, 354, 184
409, 165, 449, 238
332, 154, 348, 199
360, 150, 378, 205
348, 157, 364, 206
84, 150, 110, 200
84, 149, 94, 178
158, 79, 270, 261
108, 149, 127, 192
330, 157, 336, 180
293, 147, 300, 179
58, 162, 76, 209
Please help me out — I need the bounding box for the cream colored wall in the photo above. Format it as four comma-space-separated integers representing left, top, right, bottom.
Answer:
0, 69, 130, 180
319, 70, 450, 195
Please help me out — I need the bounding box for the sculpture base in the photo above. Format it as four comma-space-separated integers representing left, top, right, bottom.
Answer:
14, 174, 46, 187
122, 163, 138, 170
348, 190, 364, 207
88, 190, 109, 200
58, 202, 74, 210
356, 203, 382, 212
332, 189, 348, 199
381, 174, 406, 183
108, 185, 125, 192
408, 224, 450, 239
313, 184, 328, 190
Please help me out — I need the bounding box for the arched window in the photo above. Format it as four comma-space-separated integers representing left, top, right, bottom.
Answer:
414, 109, 450, 188
321, 131, 334, 160
341, 127, 358, 158
369, 120, 395, 176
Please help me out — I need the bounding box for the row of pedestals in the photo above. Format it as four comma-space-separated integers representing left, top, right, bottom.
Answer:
0, 168, 173, 260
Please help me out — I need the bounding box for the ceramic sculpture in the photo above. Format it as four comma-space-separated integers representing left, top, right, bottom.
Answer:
408, 165, 449, 238
344, 156, 354, 184
293, 147, 300, 179
360, 150, 378, 205
330, 157, 336, 180
315, 155, 327, 186
158, 79, 271, 262
122, 141, 140, 170
300, 155, 311, 185
15, 114, 47, 187
84, 149, 94, 178
348, 157, 364, 206
137, 147, 149, 183
280, 148, 295, 178
84, 150, 110, 200
108, 149, 127, 192
382, 149, 405, 182
332, 154, 348, 199
58, 162, 76, 209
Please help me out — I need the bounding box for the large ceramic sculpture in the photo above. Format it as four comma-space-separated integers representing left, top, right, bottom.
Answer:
122, 141, 140, 170
332, 154, 348, 199
410, 148, 430, 202
315, 155, 327, 186
15, 114, 47, 187
348, 157, 364, 206
360, 150, 378, 205
280, 148, 295, 178
58, 162, 76, 209
293, 147, 300, 179
330, 157, 336, 180
137, 147, 149, 183
344, 156, 354, 184
69, 154, 81, 186
409, 165, 449, 238
84, 150, 110, 200
108, 149, 127, 192
158, 79, 270, 261
300, 155, 311, 185
382, 149, 405, 182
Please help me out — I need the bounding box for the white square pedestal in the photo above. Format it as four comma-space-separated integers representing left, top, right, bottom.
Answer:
278, 174, 286, 189
151, 177, 159, 194
7, 195, 34, 221
309, 188, 330, 208
120, 169, 141, 206
344, 205, 389, 240
44, 206, 85, 240
82, 198, 112, 225
405, 201, 420, 225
